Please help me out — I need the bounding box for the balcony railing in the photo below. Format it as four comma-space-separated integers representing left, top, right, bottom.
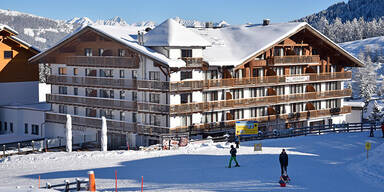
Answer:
171, 72, 351, 91
137, 80, 170, 91
267, 55, 320, 66
181, 57, 204, 68
45, 113, 169, 134
170, 89, 352, 114
66, 56, 139, 68
137, 102, 170, 114
47, 75, 137, 89
170, 106, 352, 133
47, 94, 137, 111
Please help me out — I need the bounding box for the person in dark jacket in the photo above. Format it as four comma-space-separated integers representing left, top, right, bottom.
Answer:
279, 149, 288, 175
228, 145, 240, 168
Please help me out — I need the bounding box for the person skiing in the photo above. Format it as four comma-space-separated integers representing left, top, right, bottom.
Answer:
279, 149, 288, 175
228, 145, 240, 168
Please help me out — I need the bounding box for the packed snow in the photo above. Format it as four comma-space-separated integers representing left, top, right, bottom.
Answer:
1, 131, 383, 191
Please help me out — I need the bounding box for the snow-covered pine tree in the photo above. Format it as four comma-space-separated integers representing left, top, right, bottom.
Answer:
369, 100, 383, 123
357, 49, 377, 121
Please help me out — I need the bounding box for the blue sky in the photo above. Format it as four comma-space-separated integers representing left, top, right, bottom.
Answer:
5, 0, 346, 24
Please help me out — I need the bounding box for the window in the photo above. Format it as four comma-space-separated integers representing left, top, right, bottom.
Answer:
24, 123, 28, 134
120, 111, 125, 121
181, 71, 192, 80
59, 105, 68, 113
132, 113, 137, 123
86, 108, 97, 117
98, 48, 104, 56
0, 121, 2, 133
58, 67, 67, 75
85, 48, 92, 56
206, 70, 218, 79
181, 93, 192, 104
132, 70, 137, 79
132, 92, 137, 101
4, 51, 13, 59
290, 66, 302, 75
120, 91, 125, 99
149, 93, 160, 103
73, 68, 78, 76
100, 89, 114, 98
150, 114, 161, 126
100, 109, 113, 119
86, 69, 97, 76
99, 69, 113, 77
32, 125, 39, 135
10, 123, 13, 133
312, 49, 318, 55
120, 70, 125, 78
74, 87, 78, 95
86, 88, 97, 97
4, 122, 7, 131
74, 107, 78, 115
181, 49, 192, 58
118, 49, 126, 56
58, 86, 67, 94
149, 71, 160, 80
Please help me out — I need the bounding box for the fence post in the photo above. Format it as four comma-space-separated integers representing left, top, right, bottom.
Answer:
45, 139, 48, 152
46, 182, 51, 189
347, 123, 349, 132
76, 178, 81, 191
32, 141, 35, 152
361, 122, 363, 132
3, 145, 5, 157
64, 180, 69, 192
17, 143, 20, 154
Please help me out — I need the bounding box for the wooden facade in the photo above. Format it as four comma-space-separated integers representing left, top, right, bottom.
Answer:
0, 29, 39, 82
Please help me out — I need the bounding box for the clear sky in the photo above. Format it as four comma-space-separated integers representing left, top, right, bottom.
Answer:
4, 0, 347, 24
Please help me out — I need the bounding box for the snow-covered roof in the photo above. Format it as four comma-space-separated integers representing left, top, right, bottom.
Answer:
1, 102, 51, 111
190, 22, 307, 66
0, 24, 18, 35
144, 19, 211, 47
191, 22, 363, 67
30, 24, 185, 67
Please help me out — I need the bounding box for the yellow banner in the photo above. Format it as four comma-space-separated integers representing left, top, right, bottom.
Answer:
236, 121, 258, 136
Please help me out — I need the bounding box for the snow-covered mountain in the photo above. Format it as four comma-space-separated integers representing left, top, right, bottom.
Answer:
297, 0, 384, 25
0, 8, 229, 50
0, 9, 155, 50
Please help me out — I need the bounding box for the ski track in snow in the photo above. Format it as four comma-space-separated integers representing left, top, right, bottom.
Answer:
1, 131, 384, 192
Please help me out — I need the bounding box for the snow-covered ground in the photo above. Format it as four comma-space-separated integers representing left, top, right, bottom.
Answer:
1, 131, 384, 192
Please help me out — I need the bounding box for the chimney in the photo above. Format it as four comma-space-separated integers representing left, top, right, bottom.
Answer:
137, 31, 144, 45
263, 19, 270, 26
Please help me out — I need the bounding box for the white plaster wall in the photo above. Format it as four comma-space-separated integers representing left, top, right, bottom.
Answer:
169, 49, 181, 59
0, 107, 46, 138
0, 81, 39, 105
345, 109, 362, 123
192, 49, 203, 58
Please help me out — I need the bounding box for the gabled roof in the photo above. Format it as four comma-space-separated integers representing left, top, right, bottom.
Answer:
143, 19, 211, 47
29, 25, 184, 67
192, 22, 363, 67
0, 24, 18, 35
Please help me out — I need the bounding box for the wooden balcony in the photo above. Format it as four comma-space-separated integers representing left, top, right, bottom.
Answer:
181, 57, 204, 68
47, 94, 137, 111
249, 59, 267, 67
170, 106, 352, 133
45, 113, 169, 134
137, 102, 170, 114
170, 72, 351, 91
47, 75, 137, 90
66, 56, 139, 68
267, 55, 320, 66
170, 89, 352, 114
137, 80, 169, 91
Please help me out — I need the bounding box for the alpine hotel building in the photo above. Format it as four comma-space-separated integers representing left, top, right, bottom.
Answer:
30, 19, 363, 147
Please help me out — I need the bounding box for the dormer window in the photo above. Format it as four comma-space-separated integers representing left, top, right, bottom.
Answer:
118, 49, 126, 56
181, 49, 192, 58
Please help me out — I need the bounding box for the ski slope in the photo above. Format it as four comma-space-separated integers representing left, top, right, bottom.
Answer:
1, 131, 384, 191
